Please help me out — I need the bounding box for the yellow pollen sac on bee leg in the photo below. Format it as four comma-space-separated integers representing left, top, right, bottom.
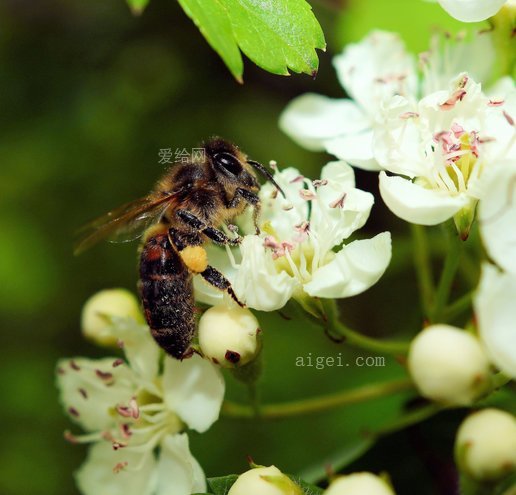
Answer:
180, 246, 208, 273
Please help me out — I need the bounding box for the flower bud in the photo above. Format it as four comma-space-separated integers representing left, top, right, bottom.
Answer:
408, 324, 490, 406
228, 465, 302, 495
455, 408, 516, 481
324, 472, 395, 495
198, 305, 261, 368
81, 289, 142, 346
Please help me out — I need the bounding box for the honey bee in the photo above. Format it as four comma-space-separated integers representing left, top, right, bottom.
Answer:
76, 137, 284, 359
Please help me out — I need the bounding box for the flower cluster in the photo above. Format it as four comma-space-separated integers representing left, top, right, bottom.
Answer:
195, 160, 392, 314
57, 298, 225, 495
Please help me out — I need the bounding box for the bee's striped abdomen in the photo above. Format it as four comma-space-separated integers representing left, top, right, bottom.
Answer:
139, 231, 195, 359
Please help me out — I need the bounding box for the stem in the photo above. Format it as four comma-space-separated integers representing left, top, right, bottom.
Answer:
410, 224, 435, 318
330, 319, 410, 355
321, 299, 410, 356
371, 403, 442, 437
443, 291, 473, 321
247, 382, 260, 417
221, 378, 414, 420
431, 222, 463, 322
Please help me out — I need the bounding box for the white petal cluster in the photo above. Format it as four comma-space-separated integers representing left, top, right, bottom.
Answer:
56, 315, 225, 495
475, 263, 516, 378
198, 161, 391, 312
408, 324, 491, 405
455, 408, 516, 481
280, 29, 496, 171
281, 31, 416, 170
376, 74, 515, 229
324, 472, 395, 495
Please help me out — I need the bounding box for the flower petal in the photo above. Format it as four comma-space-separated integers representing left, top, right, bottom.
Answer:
436, 0, 507, 22
478, 161, 516, 274
76, 442, 156, 495
312, 162, 375, 245
324, 130, 380, 171
194, 244, 237, 306
279, 93, 370, 151
475, 264, 516, 378
333, 30, 417, 117
162, 354, 224, 433
303, 232, 392, 298
56, 357, 136, 432
233, 236, 297, 311
379, 172, 468, 225
156, 434, 206, 495
108, 317, 160, 381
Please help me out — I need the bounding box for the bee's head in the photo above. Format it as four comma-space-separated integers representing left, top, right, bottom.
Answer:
204, 137, 285, 197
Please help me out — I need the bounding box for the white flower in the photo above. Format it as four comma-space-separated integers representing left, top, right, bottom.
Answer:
478, 160, 516, 274
324, 472, 395, 495
455, 408, 516, 481
280, 31, 416, 170
199, 161, 391, 312
376, 74, 515, 230
227, 465, 302, 495
434, 0, 509, 22
198, 305, 261, 368
280, 30, 495, 171
475, 263, 516, 378
407, 324, 491, 405
56, 317, 224, 495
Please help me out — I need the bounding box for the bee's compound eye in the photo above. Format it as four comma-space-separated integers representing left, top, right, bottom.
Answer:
214, 152, 242, 176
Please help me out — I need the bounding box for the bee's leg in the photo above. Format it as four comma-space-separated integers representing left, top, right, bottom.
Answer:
168, 227, 202, 250
176, 209, 241, 246
200, 265, 244, 307
228, 188, 261, 234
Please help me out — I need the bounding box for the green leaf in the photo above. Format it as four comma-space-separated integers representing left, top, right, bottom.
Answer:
206, 475, 239, 495
296, 436, 376, 484
177, 0, 326, 81
126, 0, 150, 15
177, 0, 244, 82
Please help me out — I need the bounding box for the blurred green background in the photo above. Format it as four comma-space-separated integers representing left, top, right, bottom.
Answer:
0, 0, 492, 494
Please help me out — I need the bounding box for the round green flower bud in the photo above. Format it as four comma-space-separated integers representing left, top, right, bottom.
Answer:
408, 324, 490, 406
198, 305, 260, 368
324, 473, 395, 495
228, 465, 302, 495
456, 408, 516, 481
81, 289, 142, 346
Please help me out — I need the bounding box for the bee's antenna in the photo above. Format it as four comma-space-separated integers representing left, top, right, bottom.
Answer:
247, 160, 286, 198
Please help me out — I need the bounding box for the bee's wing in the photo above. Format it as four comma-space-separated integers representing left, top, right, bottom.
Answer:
74, 193, 179, 255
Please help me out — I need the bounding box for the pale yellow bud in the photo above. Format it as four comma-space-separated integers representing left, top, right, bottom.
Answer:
324, 473, 395, 495
198, 305, 260, 368
228, 465, 302, 495
456, 408, 516, 481
81, 289, 142, 346
408, 324, 490, 406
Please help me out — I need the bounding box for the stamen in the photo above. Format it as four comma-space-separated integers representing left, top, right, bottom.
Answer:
312, 179, 328, 188
78, 388, 88, 399
69, 360, 81, 371
113, 462, 128, 474
112, 359, 124, 368
329, 193, 347, 209
299, 190, 316, 201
